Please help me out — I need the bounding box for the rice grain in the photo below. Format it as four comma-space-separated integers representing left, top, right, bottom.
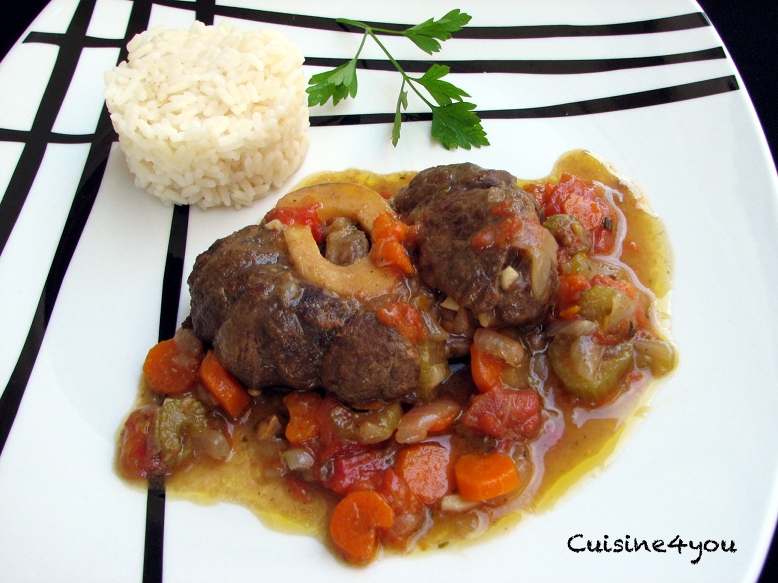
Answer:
104, 21, 309, 208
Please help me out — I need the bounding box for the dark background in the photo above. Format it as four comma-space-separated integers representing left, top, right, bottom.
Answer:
1, 0, 777, 581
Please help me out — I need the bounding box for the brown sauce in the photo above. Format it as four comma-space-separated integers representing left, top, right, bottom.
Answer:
122, 150, 676, 560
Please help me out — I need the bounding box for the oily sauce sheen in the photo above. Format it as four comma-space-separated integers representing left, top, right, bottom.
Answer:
118, 150, 676, 562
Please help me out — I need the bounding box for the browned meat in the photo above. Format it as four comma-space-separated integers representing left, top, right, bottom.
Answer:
395, 163, 558, 328
324, 217, 369, 266
187, 225, 292, 343
321, 310, 420, 404
214, 277, 357, 391
187, 222, 420, 404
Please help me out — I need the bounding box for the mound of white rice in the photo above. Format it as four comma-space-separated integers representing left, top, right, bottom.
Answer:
104, 21, 309, 208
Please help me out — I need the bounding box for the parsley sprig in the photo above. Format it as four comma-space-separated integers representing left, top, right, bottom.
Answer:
306, 10, 489, 150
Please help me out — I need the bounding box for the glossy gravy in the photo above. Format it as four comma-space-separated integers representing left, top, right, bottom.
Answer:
125, 150, 675, 557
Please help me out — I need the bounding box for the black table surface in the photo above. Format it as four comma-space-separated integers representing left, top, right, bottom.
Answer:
1, 1, 777, 581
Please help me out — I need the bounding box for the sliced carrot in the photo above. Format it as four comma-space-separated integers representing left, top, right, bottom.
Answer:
198, 350, 251, 420
283, 391, 323, 443
329, 490, 394, 565
143, 338, 199, 395
454, 451, 520, 502
470, 344, 507, 393
394, 442, 453, 505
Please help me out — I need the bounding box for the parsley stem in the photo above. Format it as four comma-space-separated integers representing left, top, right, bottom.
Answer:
365, 30, 437, 111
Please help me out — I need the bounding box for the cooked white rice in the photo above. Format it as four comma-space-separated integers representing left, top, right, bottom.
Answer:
104, 21, 309, 208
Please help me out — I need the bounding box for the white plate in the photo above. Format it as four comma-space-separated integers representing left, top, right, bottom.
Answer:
1, 1, 777, 582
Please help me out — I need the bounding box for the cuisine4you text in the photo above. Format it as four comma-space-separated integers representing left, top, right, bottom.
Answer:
567, 534, 737, 565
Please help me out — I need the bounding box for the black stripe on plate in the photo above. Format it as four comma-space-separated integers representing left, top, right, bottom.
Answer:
23, 31, 123, 49
309, 75, 739, 128
202, 3, 709, 38
0, 113, 112, 456
0, 0, 103, 454
0, 0, 99, 257
305, 46, 726, 75
140, 0, 216, 578
0, 128, 100, 144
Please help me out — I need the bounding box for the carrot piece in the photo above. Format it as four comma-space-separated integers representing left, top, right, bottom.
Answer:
283, 391, 323, 443
198, 350, 251, 419
470, 344, 507, 393
394, 442, 453, 505
143, 338, 199, 395
329, 490, 394, 565
454, 451, 520, 501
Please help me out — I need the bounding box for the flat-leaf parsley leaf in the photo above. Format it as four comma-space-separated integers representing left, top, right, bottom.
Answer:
306, 9, 489, 150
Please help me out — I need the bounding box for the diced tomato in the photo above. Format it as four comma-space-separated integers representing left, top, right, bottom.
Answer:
370, 212, 414, 275
471, 216, 522, 250
376, 302, 428, 345
265, 202, 325, 244
461, 386, 543, 440
529, 174, 617, 255
372, 211, 409, 242
117, 405, 160, 479
378, 468, 425, 515
322, 446, 396, 496
314, 397, 365, 464
377, 468, 426, 549
562, 193, 604, 231
555, 273, 592, 315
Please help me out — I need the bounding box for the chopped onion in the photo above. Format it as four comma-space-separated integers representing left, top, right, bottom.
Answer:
441, 494, 479, 513
500, 265, 520, 290
421, 310, 450, 342
603, 291, 635, 332
264, 218, 284, 232
357, 421, 395, 444
281, 448, 314, 471
633, 338, 676, 376
173, 327, 204, 358
476, 311, 496, 328
473, 328, 525, 367
570, 335, 605, 382
395, 398, 461, 444
440, 296, 460, 311
529, 247, 552, 300
191, 428, 230, 460
256, 414, 282, 441
544, 318, 598, 337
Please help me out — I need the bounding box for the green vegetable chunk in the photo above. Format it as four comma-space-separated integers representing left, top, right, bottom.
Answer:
543, 214, 592, 256
548, 334, 634, 402
155, 397, 209, 470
